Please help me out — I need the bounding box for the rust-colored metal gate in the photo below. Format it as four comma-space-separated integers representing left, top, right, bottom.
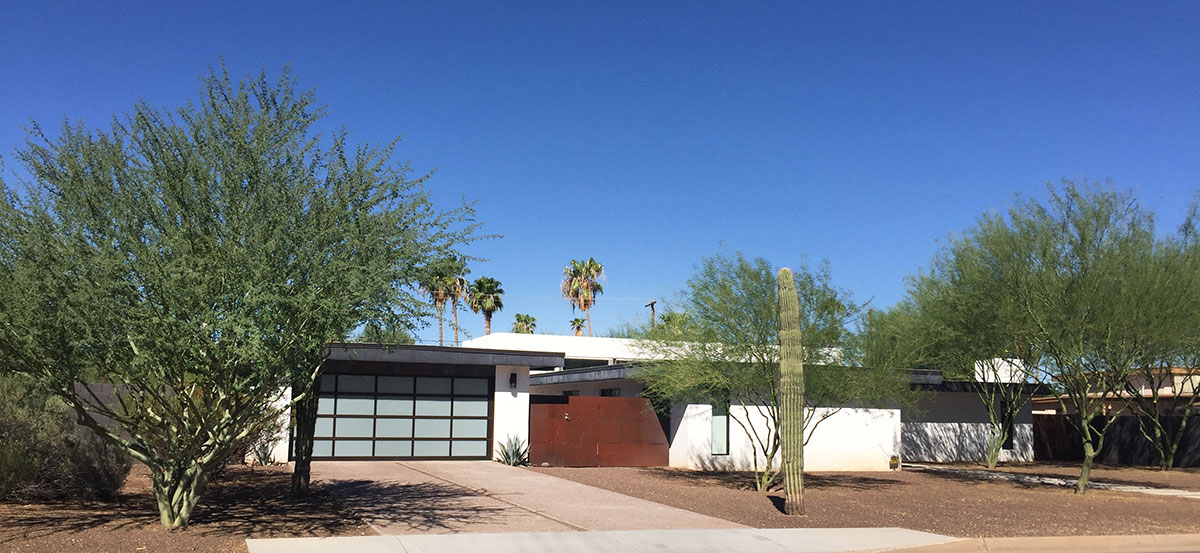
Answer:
530, 396, 669, 467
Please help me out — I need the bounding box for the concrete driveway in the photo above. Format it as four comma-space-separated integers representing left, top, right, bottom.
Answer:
310, 461, 745, 535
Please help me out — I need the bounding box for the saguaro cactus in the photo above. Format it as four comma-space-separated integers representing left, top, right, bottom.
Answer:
777, 267, 805, 515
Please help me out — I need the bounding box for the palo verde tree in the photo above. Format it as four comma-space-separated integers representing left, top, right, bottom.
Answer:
0, 64, 475, 525
906, 240, 1040, 469
634, 252, 901, 491
1117, 206, 1200, 470
935, 181, 1185, 492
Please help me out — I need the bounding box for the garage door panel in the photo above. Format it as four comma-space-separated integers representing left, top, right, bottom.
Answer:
414, 419, 451, 438
453, 398, 488, 417
337, 397, 374, 415
334, 440, 372, 457
452, 440, 488, 457
413, 440, 450, 457
415, 397, 452, 416
375, 440, 412, 457
376, 418, 413, 438
377, 397, 413, 416
378, 376, 414, 394
319, 374, 337, 392
453, 419, 488, 438
315, 417, 334, 437
339, 375, 375, 394
454, 378, 489, 395
416, 377, 452, 395
335, 418, 374, 438
313, 440, 333, 457
317, 397, 335, 415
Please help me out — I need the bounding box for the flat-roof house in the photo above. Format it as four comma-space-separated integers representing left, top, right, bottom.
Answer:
463, 334, 1038, 470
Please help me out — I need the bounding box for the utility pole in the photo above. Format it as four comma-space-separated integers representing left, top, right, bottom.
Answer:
645, 300, 656, 330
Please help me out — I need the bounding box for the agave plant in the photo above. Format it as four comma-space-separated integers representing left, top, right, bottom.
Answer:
495, 434, 530, 466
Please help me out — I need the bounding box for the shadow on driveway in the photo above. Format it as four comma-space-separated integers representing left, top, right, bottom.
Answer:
319, 479, 509, 533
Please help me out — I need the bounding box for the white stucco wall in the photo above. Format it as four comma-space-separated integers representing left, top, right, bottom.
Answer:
492, 364, 530, 459
247, 386, 292, 465
902, 390, 1034, 463
669, 404, 901, 472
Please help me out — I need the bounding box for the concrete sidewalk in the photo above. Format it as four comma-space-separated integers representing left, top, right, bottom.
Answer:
893, 533, 1200, 553
246, 528, 957, 553
310, 460, 742, 534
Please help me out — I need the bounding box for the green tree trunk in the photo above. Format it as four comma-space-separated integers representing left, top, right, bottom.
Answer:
290, 379, 319, 495
777, 268, 805, 516
985, 430, 1004, 469
1078, 440, 1095, 494
152, 464, 214, 528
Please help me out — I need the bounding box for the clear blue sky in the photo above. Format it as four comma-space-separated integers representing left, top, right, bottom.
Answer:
3, 2, 1198, 344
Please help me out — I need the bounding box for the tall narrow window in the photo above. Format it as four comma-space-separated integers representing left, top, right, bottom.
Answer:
1001, 400, 1015, 450
711, 403, 729, 455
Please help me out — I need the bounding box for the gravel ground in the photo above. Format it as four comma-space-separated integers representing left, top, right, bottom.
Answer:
0, 464, 373, 553
529, 466, 1200, 537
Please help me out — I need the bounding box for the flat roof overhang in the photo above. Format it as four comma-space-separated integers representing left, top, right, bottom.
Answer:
325, 343, 565, 370
530, 363, 638, 386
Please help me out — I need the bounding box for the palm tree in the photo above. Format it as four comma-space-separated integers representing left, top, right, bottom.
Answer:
420, 257, 464, 346
421, 276, 452, 346
450, 273, 470, 346
512, 313, 536, 334
569, 318, 587, 337
561, 257, 605, 336
468, 277, 505, 335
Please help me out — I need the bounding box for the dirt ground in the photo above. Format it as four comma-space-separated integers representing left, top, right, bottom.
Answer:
0, 464, 373, 553
529, 466, 1200, 537
941, 461, 1200, 492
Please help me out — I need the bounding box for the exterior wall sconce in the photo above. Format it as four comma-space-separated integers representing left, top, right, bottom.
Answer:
509, 372, 517, 390
889, 455, 901, 470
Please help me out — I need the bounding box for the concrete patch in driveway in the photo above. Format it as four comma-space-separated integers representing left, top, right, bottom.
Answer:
310, 460, 742, 534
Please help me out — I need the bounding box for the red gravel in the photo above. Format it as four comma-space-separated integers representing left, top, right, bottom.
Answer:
529, 466, 1200, 537
0, 464, 373, 553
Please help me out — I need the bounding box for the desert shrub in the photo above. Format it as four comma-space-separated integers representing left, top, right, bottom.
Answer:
0, 375, 131, 501
495, 434, 530, 466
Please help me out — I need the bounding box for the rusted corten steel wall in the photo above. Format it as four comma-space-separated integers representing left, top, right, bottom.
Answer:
530, 396, 669, 467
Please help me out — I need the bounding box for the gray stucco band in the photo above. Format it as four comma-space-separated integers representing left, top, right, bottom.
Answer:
530, 364, 636, 386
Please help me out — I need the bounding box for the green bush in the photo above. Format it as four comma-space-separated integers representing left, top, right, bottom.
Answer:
0, 375, 131, 501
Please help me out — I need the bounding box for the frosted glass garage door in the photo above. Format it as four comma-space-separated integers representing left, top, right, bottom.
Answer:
305, 373, 492, 460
